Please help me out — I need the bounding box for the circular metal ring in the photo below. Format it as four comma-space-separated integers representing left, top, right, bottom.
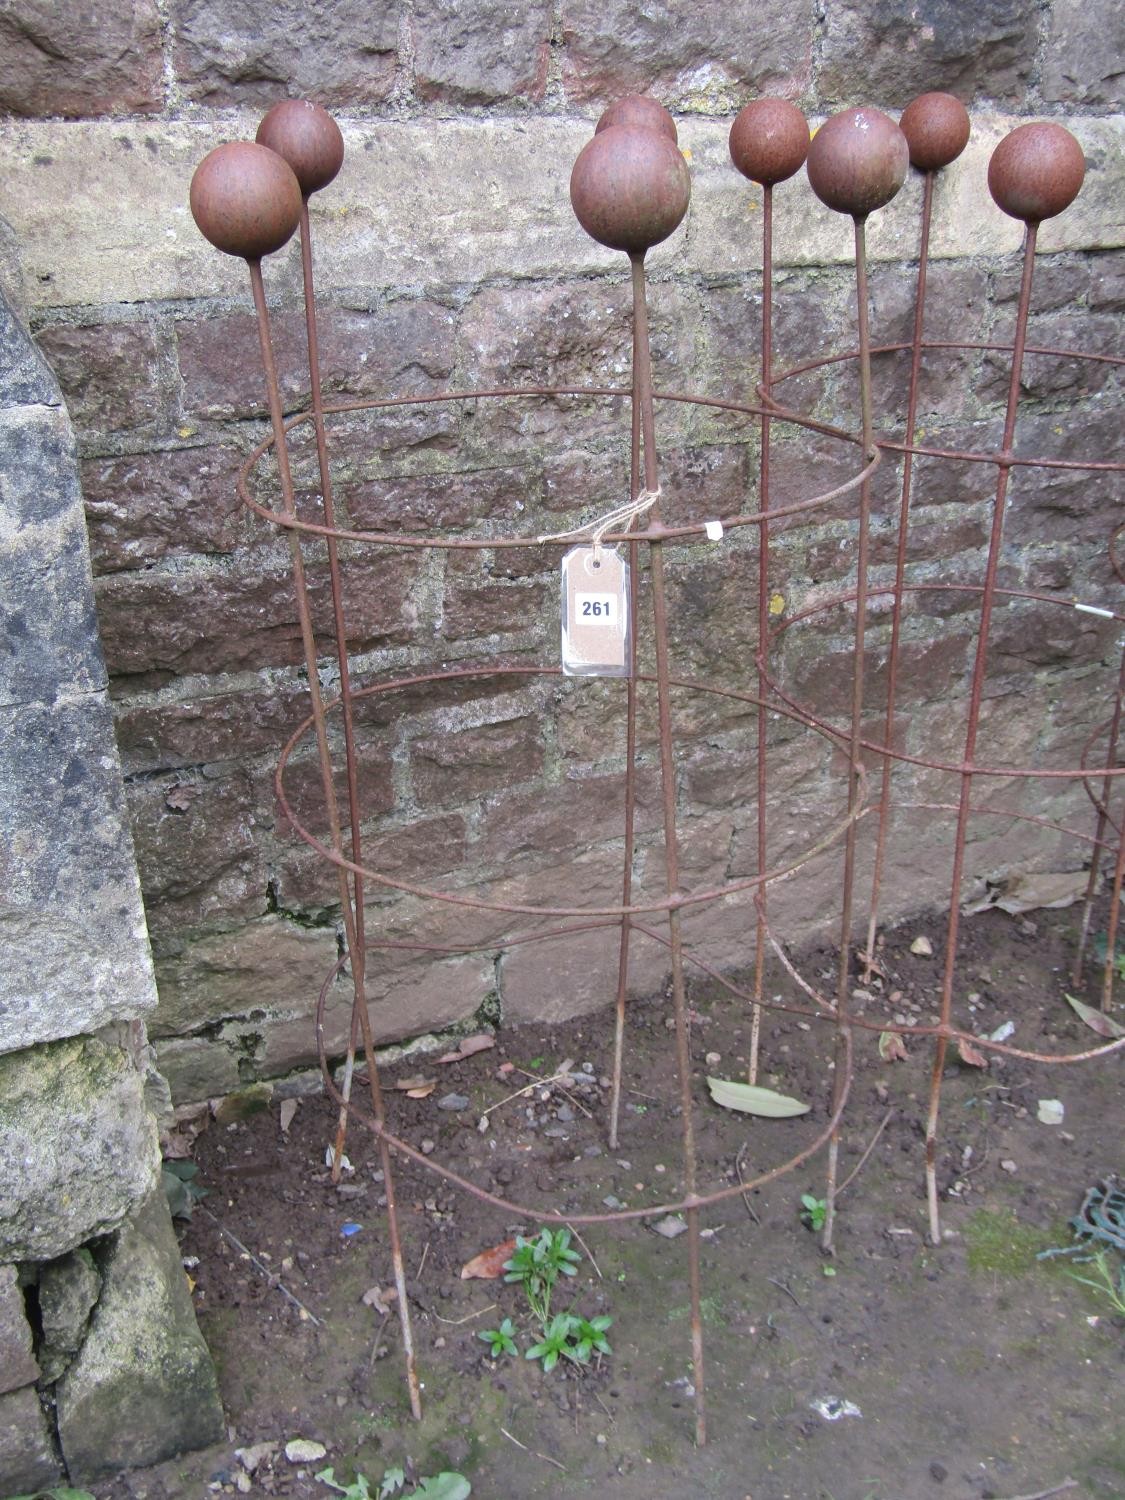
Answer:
276, 663, 869, 919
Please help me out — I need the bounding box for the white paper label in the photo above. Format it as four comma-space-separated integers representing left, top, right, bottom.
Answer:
561, 546, 630, 678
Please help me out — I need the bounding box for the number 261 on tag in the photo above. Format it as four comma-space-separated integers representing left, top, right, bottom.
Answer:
576, 593, 616, 623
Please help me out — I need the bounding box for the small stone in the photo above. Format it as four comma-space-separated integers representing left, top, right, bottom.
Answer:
910, 935, 933, 957
705, 1051, 721, 1065
930, 1460, 948, 1482
602, 1195, 624, 1210
556, 1104, 575, 1123
650, 1215, 688, 1240
1000, 1159, 1018, 1174
234, 1442, 276, 1474
477, 1115, 490, 1133
1036, 1099, 1064, 1125
438, 1093, 470, 1112
595, 1433, 607, 1445
616, 1159, 631, 1170
420, 1139, 436, 1155
284, 1439, 327, 1464
434, 1336, 446, 1349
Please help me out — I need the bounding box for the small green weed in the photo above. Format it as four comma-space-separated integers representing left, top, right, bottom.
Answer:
800, 1193, 827, 1232
478, 1316, 518, 1358
317, 1466, 470, 1500
495, 1226, 613, 1372
1067, 1250, 1125, 1315
504, 1227, 581, 1325
10, 1489, 97, 1500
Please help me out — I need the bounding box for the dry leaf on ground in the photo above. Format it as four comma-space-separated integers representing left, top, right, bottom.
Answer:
437, 1034, 496, 1064
460, 1237, 519, 1280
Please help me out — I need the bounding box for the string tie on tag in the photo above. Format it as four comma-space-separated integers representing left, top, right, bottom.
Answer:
539, 486, 661, 563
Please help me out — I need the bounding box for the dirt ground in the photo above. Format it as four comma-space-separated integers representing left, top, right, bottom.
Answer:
98, 899, 1122, 1500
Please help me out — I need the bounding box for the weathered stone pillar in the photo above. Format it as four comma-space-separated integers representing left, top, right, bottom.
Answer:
0, 232, 224, 1489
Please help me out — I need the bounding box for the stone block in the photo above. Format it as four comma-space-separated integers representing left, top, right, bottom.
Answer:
170, 0, 398, 106
347, 463, 538, 537
413, 0, 552, 103
115, 677, 311, 777
0, 1033, 159, 1262
0, 700, 158, 1052
56, 1187, 224, 1482
0, 284, 56, 408
0, 1385, 64, 1496
244, 949, 493, 1076
37, 1248, 102, 1385
153, 1036, 241, 1105
0, 0, 162, 117
0, 1263, 38, 1395
411, 711, 545, 806
1042, 0, 1125, 105
441, 552, 552, 642
95, 549, 421, 681
817, 0, 1038, 107
476, 768, 662, 872
151, 917, 342, 1037
177, 300, 456, 421
126, 771, 265, 937
0, 401, 104, 707
36, 320, 171, 438
3, 116, 1121, 314
82, 445, 249, 574
560, 0, 812, 106
501, 920, 669, 1025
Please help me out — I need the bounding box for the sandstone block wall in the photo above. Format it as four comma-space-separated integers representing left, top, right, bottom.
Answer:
0, 0, 1121, 1104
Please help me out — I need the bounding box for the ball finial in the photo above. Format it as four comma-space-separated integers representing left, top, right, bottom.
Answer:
570, 124, 691, 255
899, 92, 970, 173
806, 107, 909, 219
729, 98, 810, 187
987, 122, 1085, 224
189, 141, 303, 260
595, 94, 678, 144
256, 99, 344, 197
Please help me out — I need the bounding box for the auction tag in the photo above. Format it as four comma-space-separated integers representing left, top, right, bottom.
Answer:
561, 545, 631, 677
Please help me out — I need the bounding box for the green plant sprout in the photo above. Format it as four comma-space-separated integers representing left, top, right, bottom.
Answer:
800, 1193, 827, 1232
318, 1467, 470, 1500
568, 1312, 613, 1362
9, 1488, 97, 1500
504, 1227, 581, 1325
1067, 1250, 1125, 1315
498, 1226, 612, 1372
525, 1311, 581, 1372
478, 1316, 518, 1358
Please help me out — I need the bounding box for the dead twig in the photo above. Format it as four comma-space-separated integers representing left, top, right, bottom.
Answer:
483, 1066, 576, 1119
996, 1481, 1077, 1500
735, 1140, 761, 1225
836, 1108, 894, 1198
594, 1392, 616, 1425
432, 1302, 496, 1326
499, 1427, 567, 1473
198, 1207, 322, 1327
367, 1312, 390, 1370
766, 1277, 802, 1309
416, 1240, 430, 1281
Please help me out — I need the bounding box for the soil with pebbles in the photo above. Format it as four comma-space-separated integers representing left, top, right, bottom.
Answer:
96, 900, 1122, 1500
